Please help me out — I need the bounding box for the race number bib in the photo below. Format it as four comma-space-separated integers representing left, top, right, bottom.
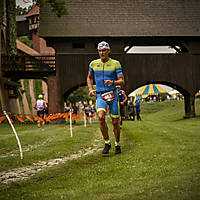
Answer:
101, 91, 115, 102
37, 107, 43, 111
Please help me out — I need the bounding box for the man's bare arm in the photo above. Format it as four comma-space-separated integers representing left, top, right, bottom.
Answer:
87, 72, 95, 96
122, 90, 128, 104
115, 75, 125, 86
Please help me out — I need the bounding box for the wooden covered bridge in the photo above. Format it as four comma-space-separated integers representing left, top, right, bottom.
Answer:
39, 0, 200, 118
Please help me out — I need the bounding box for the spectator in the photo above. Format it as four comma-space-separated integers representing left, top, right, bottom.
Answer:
135, 100, 142, 121
72, 103, 78, 124
116, 85, 127, 128
128, 101, 135, 121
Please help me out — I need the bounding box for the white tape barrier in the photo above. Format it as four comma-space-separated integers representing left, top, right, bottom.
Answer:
3, 111, 23, 159
69, 110, 73, 137
84, 113, 87, 127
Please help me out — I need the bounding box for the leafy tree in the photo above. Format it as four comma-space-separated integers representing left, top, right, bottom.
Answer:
7, 0, 17, 56
17, 36, 33, 48
16, 4, 35, 15
33, 0, 68, 17
5, 0, 68, 56
67, 86, 96, 104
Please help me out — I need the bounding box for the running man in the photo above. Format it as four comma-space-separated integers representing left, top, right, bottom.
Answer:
34, 94, 47, 130
87, 41, 125, 154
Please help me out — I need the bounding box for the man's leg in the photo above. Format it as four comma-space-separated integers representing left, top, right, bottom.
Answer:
112, 117, 121, 154
98, 110, 109, 140
37, 120, 41, 128
98, 110, 111, 154
112, 117, 120, 142
41, 113, 45, 130
136, 112, 139, 120
42, 121, 45, 129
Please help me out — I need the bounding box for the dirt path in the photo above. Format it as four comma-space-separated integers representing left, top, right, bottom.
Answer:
0, 139, 101, 184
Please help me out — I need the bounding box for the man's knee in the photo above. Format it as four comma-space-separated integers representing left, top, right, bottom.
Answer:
98, 111, 106, 122
112, 118, 119, 126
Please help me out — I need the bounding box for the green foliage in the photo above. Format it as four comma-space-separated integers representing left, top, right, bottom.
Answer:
0, 0, 4, 25
6, 0, 17, 56
33, 79, 43, 100
16, 4, 34, 15
37, 0, 68, 17
24, 80, 33, 114
67, 86, 96, 104
17, 36, 33, 48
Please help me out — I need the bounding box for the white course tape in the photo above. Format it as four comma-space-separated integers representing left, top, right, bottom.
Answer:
3, 111, 23, 159
69, 110, 73, 137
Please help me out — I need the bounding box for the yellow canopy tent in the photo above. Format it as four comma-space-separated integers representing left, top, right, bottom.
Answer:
136, 84, 168, 98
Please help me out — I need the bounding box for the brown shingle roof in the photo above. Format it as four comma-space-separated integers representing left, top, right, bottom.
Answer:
39, 0, 200, 37
26, 4, 40, 18
16, 40, 40, 56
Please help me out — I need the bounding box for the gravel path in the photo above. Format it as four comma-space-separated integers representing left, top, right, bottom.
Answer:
0, 139, 101, 184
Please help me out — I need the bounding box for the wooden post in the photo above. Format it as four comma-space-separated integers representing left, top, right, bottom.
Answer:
184, 93, 195, 118
0, 26, 5, 113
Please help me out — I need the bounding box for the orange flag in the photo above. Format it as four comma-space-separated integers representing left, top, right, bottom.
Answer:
72, 113, 77, 120
15, 115, 24, 123
76, 115, 82, 120
63, 113, 70, 119
25, 115, 34, 122
37, 116, 44, 122
45, 115, 51, 122
32, 115, 38, 121
0, 116, 6, 123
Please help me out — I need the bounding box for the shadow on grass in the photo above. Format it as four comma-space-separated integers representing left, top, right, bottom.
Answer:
102, 154, 115, 158
172, 114, 200, 122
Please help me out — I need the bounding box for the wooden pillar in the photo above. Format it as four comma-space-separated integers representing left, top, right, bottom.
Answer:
0, 29, 5, 113
47, 76, 63, 114
184, 94, 195, 118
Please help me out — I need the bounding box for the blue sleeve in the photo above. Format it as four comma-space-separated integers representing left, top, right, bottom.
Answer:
89, 66, 93, 74
115, 61, 123, 76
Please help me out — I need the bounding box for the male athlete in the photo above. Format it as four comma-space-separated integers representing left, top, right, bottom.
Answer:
87, 41, 125, 154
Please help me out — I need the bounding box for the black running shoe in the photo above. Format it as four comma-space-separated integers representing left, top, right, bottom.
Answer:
102, 143, 111, 154
115, 146, 121, 154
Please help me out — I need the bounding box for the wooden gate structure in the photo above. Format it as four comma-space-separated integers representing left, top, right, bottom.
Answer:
39, 0, 200, 117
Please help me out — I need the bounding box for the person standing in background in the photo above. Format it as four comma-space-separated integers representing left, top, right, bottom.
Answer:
135, 100, 142, 121
34, 94, 47, 130
116, 85, 127, 128
128, 101, 135, 121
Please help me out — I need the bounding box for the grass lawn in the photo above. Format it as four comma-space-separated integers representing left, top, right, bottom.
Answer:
0, 99, 200, 200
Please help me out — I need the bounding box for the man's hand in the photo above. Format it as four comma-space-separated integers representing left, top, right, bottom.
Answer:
104, 80, 114, 87
89, 90, 96, 96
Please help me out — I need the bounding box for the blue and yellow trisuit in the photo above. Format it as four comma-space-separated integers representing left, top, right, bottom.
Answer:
89, 58, 123, 118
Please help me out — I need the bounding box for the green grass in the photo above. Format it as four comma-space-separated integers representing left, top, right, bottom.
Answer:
33, 79, 43, 100
0, 100, 200, 200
